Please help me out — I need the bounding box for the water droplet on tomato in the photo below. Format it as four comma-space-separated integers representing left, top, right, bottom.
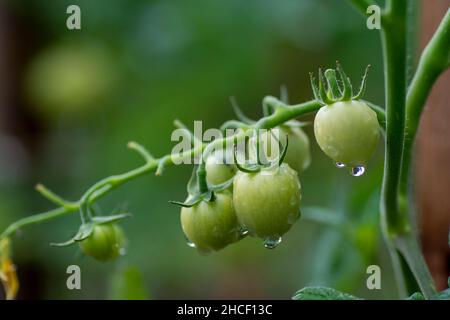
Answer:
184, 234, 196, 248
239, 226, 249, 236
263, 236, 282, 249
335, 162, 345, 168
350, 166, 365, 177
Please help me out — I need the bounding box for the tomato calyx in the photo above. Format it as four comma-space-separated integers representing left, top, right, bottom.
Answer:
234, 129, 289, 174
310, 62, 370, 105
169, 165, 234, 208
50, 213, 130, 247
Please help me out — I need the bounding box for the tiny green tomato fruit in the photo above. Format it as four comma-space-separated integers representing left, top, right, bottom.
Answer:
80, 224, 126, 262
233, 163, 301, 245
205, 151, 236, 186
314, 100, 380, 169
180, 191, 240, 254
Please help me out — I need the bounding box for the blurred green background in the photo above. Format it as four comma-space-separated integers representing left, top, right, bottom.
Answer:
0, 0, 399, 299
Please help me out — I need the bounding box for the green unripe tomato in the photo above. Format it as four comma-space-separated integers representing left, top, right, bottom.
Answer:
314, 100, 380, 167
180, 191, 241, 254
80, 224, 126, 262
25, 44, 116, 119
233, 163, 301, 242
205, 151, 236, 186
281, 126, 311, 174
249, 127, 310, 174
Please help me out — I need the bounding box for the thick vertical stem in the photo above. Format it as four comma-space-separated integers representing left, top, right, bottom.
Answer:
380, 1, 409, 236
380, 0, 438, 299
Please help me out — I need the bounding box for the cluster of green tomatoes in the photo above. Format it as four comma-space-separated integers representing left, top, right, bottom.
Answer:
178, 64, 381, 255
79, 64, 381, 260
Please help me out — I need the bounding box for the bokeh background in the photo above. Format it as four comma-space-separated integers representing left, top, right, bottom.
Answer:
0, 0, 448, 299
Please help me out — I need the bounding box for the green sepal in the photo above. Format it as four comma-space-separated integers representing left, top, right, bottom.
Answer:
50, 223, 95, 247
277, 134, 289, 166
336, 61, 353, 100
318, 69, 333, 104
353, 64, 371, 100
309, 72, 321, 102
324, 68, 342, 100
169, 193, 202, 208
187, 165, 199, 195
92, 213, 131, 225
209, 177, 234, 192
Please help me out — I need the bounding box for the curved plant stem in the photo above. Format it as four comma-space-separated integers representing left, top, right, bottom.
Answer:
400, 9, 450, 198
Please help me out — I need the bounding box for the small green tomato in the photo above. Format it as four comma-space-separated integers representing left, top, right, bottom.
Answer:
205, 151, 236, 186
233, 163, 301, 245
180, 191, 240, 254
80, 223, 126, 262
314, 100, 380, 169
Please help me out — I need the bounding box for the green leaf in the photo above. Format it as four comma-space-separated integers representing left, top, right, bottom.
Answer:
292, 287, 360, 300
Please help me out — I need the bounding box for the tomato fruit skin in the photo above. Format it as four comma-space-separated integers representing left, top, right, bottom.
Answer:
233, 163, 301, 239
205, 152, 236, 186
314, 100, 380, 167
180, 191, 240, 253
80, 224, 126, 262
250, 127, 310, 174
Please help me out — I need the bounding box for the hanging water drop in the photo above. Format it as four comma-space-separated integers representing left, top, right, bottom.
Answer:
184, 234, 196, 248
335, 162, 345, 168
263, 236, 282, 249
350, 166, 365, 177
239, 226, 249, 236
186, 241, 196, 248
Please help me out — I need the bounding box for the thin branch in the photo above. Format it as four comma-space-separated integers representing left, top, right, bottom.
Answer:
35, 184, 77, 209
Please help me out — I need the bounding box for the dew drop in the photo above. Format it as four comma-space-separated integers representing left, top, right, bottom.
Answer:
350, 166, 365, 177
239, 226, 249, 236
184, 234, 196, 248
335, 162, 345, 168
263, 236, 282, 249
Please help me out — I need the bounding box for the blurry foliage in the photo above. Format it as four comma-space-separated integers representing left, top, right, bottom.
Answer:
1, 0, 389, 299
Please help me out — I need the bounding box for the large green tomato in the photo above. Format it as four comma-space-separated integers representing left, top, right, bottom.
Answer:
205, 151, 236, 186
180, 191, 240, 254
233, 163, 301, 244
249, 127, 310, 174
314, 100, 380, 167
80, 224, 126, 262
